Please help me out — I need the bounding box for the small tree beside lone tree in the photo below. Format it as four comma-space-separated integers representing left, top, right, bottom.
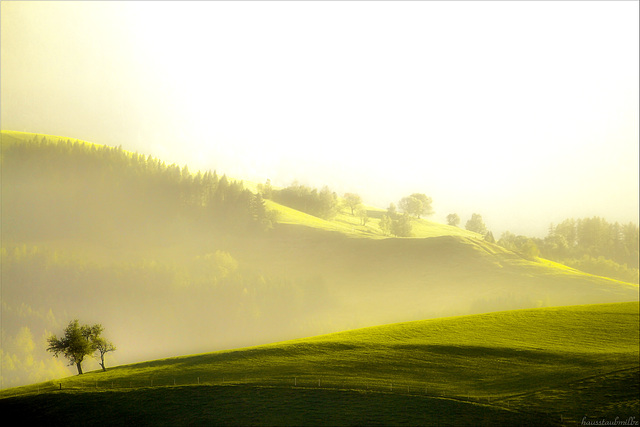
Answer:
88, 324, 117, 372
47, 319, 116, 375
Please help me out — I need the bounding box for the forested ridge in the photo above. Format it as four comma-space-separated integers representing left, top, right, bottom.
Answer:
2, 135, 274, 245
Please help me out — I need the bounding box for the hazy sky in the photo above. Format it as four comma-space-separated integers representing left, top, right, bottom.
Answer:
2, 1, 638, 237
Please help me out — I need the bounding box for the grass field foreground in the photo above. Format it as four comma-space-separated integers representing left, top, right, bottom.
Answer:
2, 302, 637, 425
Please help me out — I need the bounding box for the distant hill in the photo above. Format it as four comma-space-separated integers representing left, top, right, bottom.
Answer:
1, 130, 638, 389
1, 302, 637, 425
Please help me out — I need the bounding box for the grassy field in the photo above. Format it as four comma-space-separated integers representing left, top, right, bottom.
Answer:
2, 302, 637, 425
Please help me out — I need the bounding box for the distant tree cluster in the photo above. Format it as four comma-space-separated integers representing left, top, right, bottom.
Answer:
543, 218, 638, 267
498, 232, 541, 260
339, 193, 373, 226
540, 217, 638, 282
379, 203, 412, 237
265, 181, 338, 220
497, 217, 639, 283
376, 194, 435, 237
451, 213, 495, 242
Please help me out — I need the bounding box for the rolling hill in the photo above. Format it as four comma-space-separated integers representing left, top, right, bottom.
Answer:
1, 302, 638, 426
1, 130, 638, 390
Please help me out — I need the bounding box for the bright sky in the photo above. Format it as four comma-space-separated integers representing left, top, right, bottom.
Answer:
2, 1, 638, 237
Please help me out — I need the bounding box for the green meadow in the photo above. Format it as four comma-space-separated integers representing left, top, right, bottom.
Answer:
1, 302, 638, 426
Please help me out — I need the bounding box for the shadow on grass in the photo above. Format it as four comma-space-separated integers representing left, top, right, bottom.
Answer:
0, 385, 559, 426
416, 344, 599, 365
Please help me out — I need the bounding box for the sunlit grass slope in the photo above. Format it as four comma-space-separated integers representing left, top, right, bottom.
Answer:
265, 198, 481, 239
1, 302, 637, 425
228, 226, 638, 329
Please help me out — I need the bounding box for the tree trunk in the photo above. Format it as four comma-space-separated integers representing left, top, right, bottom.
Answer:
76, 362, 83, 375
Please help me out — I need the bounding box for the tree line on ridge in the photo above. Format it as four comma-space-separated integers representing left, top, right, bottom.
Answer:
2, 136, 276, 243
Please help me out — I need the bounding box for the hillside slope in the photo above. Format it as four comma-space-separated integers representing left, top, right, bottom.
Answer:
1, 131, 638, 389
228, 225, 638, 327
2, 302, 637, 426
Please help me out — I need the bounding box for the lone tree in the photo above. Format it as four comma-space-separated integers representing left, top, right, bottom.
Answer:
447, 213, 460, 227
465, 213, 488, 235
343, 193, 363, 216
356, 206, 369, 226
47, 319, 115, 374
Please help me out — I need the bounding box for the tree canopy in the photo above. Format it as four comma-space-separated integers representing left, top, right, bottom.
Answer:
268, 182, 338, 220
398, 193, 434, 218
343, 193, 363, 216
87, 324, 117, 372
46, 319, 115, 374
465, 213, 487, 235
391, 213, 413, 237
447, 213, 460, 227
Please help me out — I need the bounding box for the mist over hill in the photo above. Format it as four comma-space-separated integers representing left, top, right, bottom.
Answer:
1, 131, 638, 388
